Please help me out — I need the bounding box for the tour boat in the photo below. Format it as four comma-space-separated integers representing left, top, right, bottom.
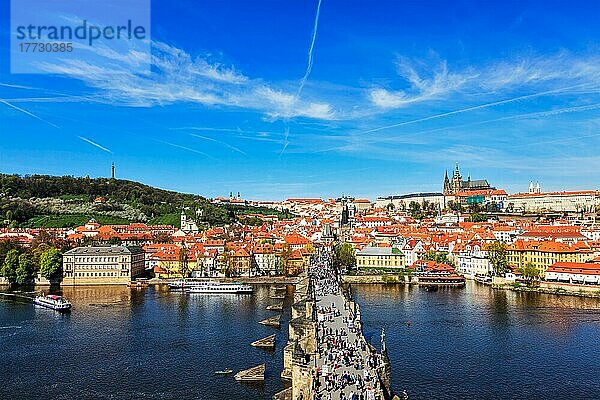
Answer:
214, 369, 233, 375
168, 278, 206, 290
33, 294, 72, 312
186, 281, 253, 294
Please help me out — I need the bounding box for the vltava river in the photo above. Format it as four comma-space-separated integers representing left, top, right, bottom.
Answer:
0, 285, 292, 400
2, 282, 600, 399
353, 282, 600, 400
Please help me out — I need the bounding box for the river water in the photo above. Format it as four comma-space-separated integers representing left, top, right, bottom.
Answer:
0, 285, 292, 400
1, 282, 599, 399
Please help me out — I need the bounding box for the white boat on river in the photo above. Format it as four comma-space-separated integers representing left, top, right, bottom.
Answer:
33, 294, 72, 311
169, 279, 253, 294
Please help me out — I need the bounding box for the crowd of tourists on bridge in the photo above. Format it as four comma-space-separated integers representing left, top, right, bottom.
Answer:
310, 253, 384, 400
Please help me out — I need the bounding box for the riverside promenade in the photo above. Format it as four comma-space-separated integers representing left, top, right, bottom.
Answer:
277, 250, 393, 400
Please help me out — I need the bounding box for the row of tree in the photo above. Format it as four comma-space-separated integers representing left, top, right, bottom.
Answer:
0, 233, 65, 286
1, 247, 62, 285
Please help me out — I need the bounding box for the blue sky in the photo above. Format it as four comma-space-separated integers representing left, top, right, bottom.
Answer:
1, 0, 599, 200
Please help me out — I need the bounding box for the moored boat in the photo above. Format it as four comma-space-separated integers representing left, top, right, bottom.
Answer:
186, 281, 253, 294
33, 294, 72, 312
214, 369, 233, 375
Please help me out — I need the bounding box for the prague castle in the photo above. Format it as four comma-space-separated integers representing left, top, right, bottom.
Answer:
443, 163, 494, 195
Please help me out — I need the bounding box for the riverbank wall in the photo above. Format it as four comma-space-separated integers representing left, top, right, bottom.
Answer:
492, 278, 600, 298
0, 275, 300, 287
0, 275, 52, 286
154, 276, 300, 285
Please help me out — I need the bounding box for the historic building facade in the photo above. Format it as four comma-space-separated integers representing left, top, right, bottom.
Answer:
62, 245, 146, 285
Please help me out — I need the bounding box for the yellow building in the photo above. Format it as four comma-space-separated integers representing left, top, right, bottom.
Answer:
356, 247, 405, 270
507, 240, 593, 273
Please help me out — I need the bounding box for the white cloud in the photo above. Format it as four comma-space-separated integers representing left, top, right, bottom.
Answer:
369, 52, 600, 109
370, 59, 470, 108
35, 41, 336, 121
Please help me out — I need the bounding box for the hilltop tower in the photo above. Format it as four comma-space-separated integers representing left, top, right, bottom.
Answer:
111, 162, 115, 179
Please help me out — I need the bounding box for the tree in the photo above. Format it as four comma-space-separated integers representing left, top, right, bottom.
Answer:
0, 240, 21, 267
279, 244, 292, 276
333, 243, 356, 270
32, 242, 51, 272
222, 249, 241, 278
447, 201, 462, 213
1, 249, 19, 284
178, 245, 189, 278
107, 236, 122, 245
408, 201, 421, 215
518, 262, 541, 284
30, 230, 70, 252
486, 241, 508, 276
469, 213, 487, 223
40, 247, 63, 281
16, 253, 35, 285
421, 250, 455, 267
304, 243, 315, 254
468, 203, 483, 213
152, 232, 173, 244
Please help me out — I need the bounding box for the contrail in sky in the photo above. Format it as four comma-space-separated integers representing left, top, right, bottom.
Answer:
383, 102, 600, 141
0, 83, 37, 89
358, 83, 599, 136
155, 139, 213, 159
189, 133, 247, 155
78, 136, 112, 154
173, 126, 284, 136
297, 0, 323, 98
0, 98, 60, 128
283, 0, 323, 155
281, 125, 290, 155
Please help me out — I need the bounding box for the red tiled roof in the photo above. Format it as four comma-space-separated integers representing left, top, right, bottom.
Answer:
547, 262, 600, 275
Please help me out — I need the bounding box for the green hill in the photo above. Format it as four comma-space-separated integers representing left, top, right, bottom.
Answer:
0, 174, 292, 228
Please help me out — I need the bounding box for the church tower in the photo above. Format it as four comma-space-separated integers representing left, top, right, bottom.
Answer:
443, 170, 451, 195
451, 162, 463, 194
